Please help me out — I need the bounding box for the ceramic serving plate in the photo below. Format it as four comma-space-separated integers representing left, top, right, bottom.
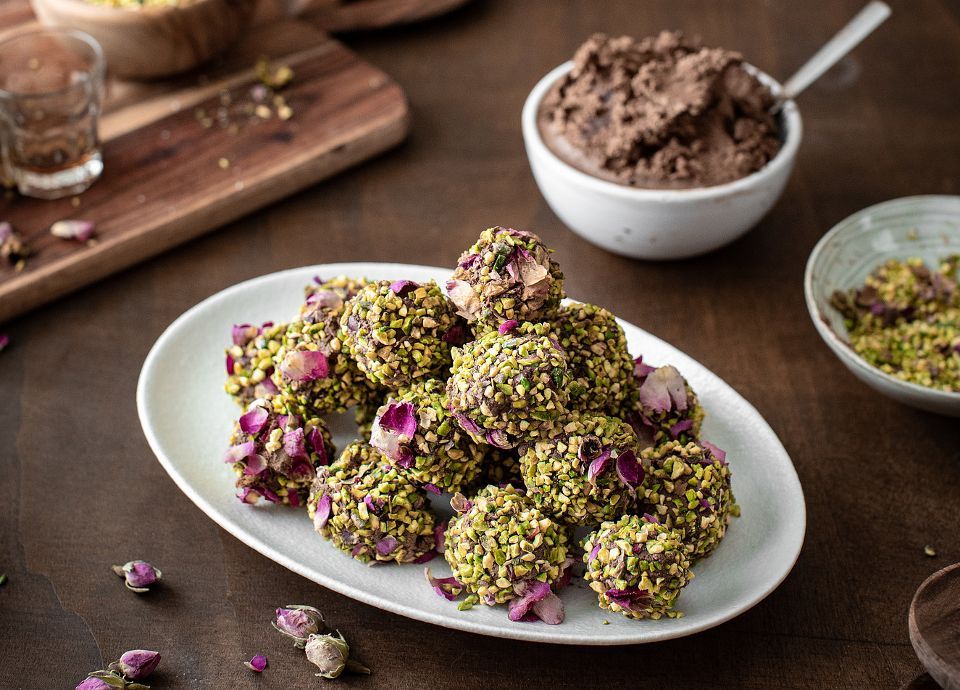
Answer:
137, 262, 806, 645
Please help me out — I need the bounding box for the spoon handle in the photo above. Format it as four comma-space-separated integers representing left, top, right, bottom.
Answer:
780, 1, 891, 101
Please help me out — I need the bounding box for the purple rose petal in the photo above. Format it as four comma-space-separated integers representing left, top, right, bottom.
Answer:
434, 522, 447, 551
239, 406, 269, 435
117, 650, 161, 680
375, 536, 399, 556
413, 550, 437, 564
231, 323, 256, 346
605, 588, 650, 612
441, 323, 468, 344
283, 428, 308, 460
307, 427, 329, 465
238, 487, 261, 504
278, 350, 329, 382
453, 413, 482, 436
260, 376, 279, 395
588, 543, 601, 561
76, 678, 111, 690
305, 290, 343, 311
586, 448, 612, 484
422, 483, 441, 495
244, 454, 267, 475
261, 488, 281, 504
498, 319, 519, 335
638, 365, 688, 413
424, 567, 463, 601
484, 429, 511, 449
314, 494, 332, 528
634, 355, 656, 379
643, 513, 659, 524
225, 352, 235, 375
389, 279, 419, 295
457, 253, 481, 269
669, 418, 694, 439
224, 441, 255, 464
275, 607, 318, 638
288, 491, 301, 507
615, 450, 642, 489
244, 654, 268, 673
700, 440, 728, 465
508, 580, 564, 625
370, 402, 418, 466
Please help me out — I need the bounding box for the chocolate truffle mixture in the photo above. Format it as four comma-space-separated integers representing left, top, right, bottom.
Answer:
539, 31, 782, 189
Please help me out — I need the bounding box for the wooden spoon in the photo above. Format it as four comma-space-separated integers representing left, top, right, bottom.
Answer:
909, 562, 960, 690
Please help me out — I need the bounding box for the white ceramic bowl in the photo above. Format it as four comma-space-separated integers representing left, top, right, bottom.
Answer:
804, 195, 960, 417
522, 62, 802, 260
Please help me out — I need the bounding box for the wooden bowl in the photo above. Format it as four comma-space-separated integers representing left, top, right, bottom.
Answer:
29, 0, 257, 79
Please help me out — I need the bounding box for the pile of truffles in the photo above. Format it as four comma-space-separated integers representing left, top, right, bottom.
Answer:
221, 227, 738, 624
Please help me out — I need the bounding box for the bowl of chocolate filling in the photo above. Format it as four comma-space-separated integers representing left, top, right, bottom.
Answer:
522, 31, 801, 260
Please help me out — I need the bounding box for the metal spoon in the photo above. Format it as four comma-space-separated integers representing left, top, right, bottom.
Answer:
773, 1, 891, 112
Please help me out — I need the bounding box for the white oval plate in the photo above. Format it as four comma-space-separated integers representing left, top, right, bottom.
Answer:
137, 263, 806, 645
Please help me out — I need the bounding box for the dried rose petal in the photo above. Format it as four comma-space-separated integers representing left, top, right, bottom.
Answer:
498, 319, 519, 335
450, 493, 472, 513
634, 355, 656, 379
116, 650, 161, 680
586, 448, 612, 484
643, 512, 659, 523
50, 219, 95, 242
508, 580, 565, 624
244, 454, 266, 475
615, 450, 642, 489
638, 365, 688, 413
588, 543, 601, 561
370, 401, 417, 466
605, 588, 650, 612
231, 323, 257, 347
223, 440, 255, 464
445, 279, 481, 321
279, 350, 329, 382
389, 279, 418, 295
422, 483, 440, 495
314, 494, 332, 529
423, 567, 463, 601
273, 605, 323, 642
700, 440, 728, 465
669, 419, 694, 438
375, 536, 399, 556
453, 412, 482, 436
243, 654, 268, 673
225, 352, 235, 375
412, 550, 437, 564
434, 522, 447, 551
282, 428, 308, 459
239, 405, 269, 435
111, 560, 162, 593
484, 429, 510, 449
307, 427, 329, 465
305, 290, 343, 311
76, 678, 111, 690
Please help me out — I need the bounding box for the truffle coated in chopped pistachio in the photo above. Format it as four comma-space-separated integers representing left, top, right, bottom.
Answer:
622, 361, 704, 448
640, 440, 738, 560
582, 514, 692, 620
338, 280, 459, 388
307, 441, 436, 563
447, 321, 570, 448
225, 322, 286, 406
272, 278, 381, 416
226, 397, 335, 507
370, 379, 485, 493
444, 485, 569, 605
552, 303, 637, 414
520, 413, 643, 525
447, 227, 564, 334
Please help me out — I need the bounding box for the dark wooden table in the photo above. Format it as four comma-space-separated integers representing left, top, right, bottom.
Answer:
3, 1, 960, 687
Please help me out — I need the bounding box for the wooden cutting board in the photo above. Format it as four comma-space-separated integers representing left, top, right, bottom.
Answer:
0, 10, 411, 324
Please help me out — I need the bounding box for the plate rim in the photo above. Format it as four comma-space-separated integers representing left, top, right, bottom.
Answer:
137, 261, 807, 645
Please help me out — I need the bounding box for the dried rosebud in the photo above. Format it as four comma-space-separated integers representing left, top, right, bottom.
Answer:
304, 633, 351, 679
244, 654, 268, 673
115, 649, 161, 680
112, 561, 162, 593
273, 605, 323, 646
75, 677, 111, 690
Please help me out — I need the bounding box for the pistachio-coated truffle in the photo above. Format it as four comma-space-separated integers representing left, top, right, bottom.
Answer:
624, 360, 704, 447
553, 303, 636, 415
444, 485, 568, 605
447, 321, 570, 448
520, 414, 643, 525
369, 379, 484, 493
640, 440, 738, 560
225, 397, 335, 507
339, 280, 458, 388
582, 514, 692, 620
225, 322, 286, 406
308, 441, 436, 564
272, 277, 381, 416
447, 227, 564, 334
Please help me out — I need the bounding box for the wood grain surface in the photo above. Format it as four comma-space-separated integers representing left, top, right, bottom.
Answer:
0, 18, 410, 324
2, 1, 960, 688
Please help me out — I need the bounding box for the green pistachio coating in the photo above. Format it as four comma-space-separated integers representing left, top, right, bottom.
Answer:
229, 397, 335, 507
553, 303, 637, 414
831, 256, 960, 392
447, 322, 570, 447
520, 413, 642, 525
377, 379, 485, 492
444, 485, 569, 605
582, 514, 692, 620
338, 280, 458, 388
308, 441, 436, 564
225, 322, 286, 406
640, 440, 738, 560
448, 227, 564, 334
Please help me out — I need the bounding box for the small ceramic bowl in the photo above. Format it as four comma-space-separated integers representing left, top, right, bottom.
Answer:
30, 0, 257, 80
804, 195, 960, 417
521, 62, 802, 260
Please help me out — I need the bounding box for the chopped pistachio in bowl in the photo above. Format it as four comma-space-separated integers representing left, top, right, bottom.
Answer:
804, 195, 960, 417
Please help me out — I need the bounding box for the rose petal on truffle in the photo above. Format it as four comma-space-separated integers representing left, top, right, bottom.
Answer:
244, 454, 266, 475
244, 654, 268, 673
305, 290, 343, 311
450, 493, 472, 513
282, 427, 308, 460
424, 567, 463, 601
314, 494, 332, 528
615, 450, 642, 488
605, 587, 650, 612
50, 219, 95, 242
445, 279, 481, 321
457, 253, 481, 269
700, 440, 728, 465
422, 483, 441, 495
375, 536, 399, 555
642, 512, 659, 524
231, 323, 256, 346
669, 419, 694, 438
586, 448, 612, 484
434, 522, 447, 551
307, 427, 329, 465
453, 412, 482, 436
389, 279, 418, 295
224, 441, 255, 464
239, 406, 269, 435
498, 319, 519, 335
413, 550, 437, 564
238, 487, 261, 504
370, 402, 418, 464
589, 543, 601, 560
279, 349, 329, 382
638, 365, 688, 413
508, 580, 565, 624
225, 352, 235, 375
634, 355, 656, 379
